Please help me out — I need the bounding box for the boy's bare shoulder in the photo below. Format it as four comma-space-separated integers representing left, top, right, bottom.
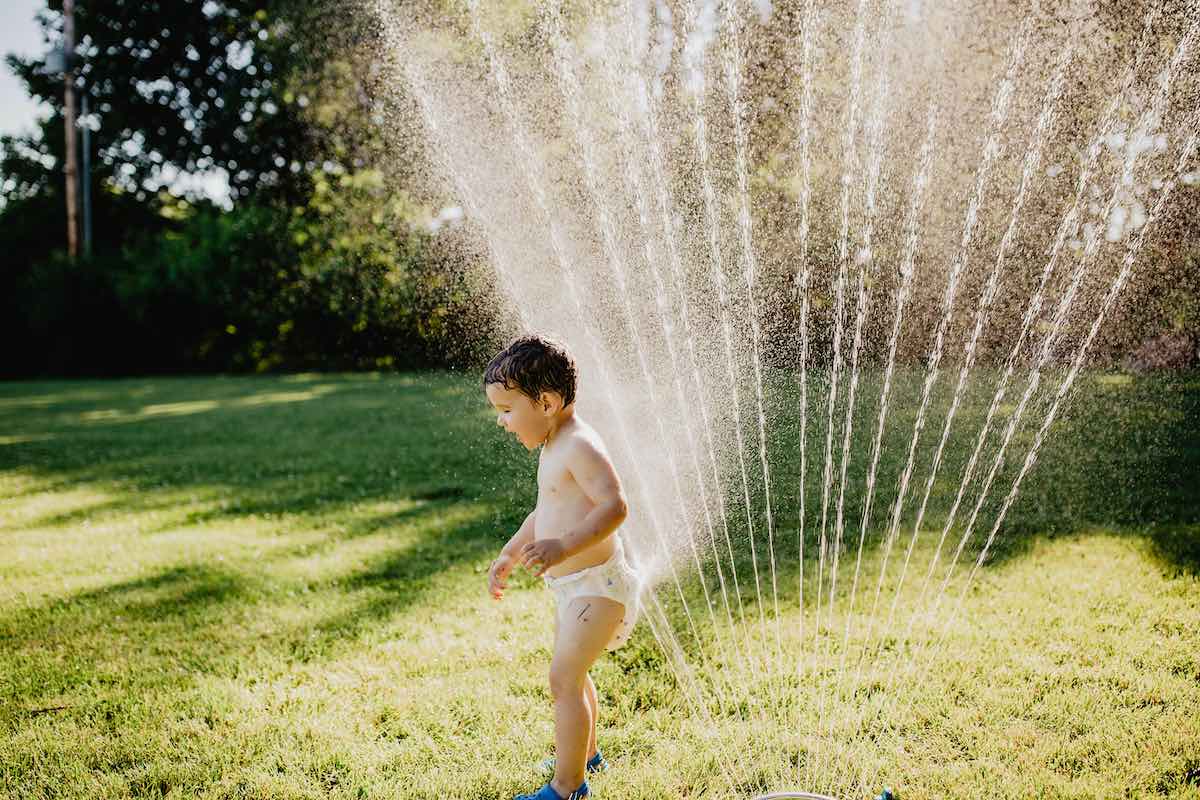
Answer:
565, 418, 608, 446
560, 419, 614, 462
558, 419, 622, 498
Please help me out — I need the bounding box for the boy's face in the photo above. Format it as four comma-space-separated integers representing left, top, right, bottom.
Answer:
485, 382, 554, 451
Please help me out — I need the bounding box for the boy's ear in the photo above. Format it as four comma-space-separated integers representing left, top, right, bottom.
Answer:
538, 391, 562, 415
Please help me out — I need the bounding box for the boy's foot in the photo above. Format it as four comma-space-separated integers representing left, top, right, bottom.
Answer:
537, 750, 608, 776
513, 780, 589, 800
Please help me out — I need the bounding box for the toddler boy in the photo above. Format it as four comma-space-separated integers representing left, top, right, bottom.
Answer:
484, 335, 641, 800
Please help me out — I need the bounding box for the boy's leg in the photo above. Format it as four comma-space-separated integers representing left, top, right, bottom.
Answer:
583, 673, 598, 760
537, 675, 597, 774
548, 596, 623, 796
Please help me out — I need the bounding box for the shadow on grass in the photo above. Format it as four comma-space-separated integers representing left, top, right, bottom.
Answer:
0, 499, 503, 717
1135, 524, 1200, 576
296, 515, 498, 658
629, 367, 1200, 665
0, 563, 262, 717
7, 369, 1192, 566
0, 373, 540, 714
84, 564, 257, 621
971, 371, 1200, 573
756, 368, 1200, 578
0, 372, 531, 530
0, 369, 1196, 709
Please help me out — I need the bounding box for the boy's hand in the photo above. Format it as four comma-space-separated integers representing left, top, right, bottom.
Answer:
519, 539, 567, 578
488, 554, 514, 600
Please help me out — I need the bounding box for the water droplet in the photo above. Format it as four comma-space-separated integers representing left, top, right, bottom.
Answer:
1128, 133, 1156, 158
428, 204, 465, 233
1130, 201, 1147, 230
1105, 206, 1127, 242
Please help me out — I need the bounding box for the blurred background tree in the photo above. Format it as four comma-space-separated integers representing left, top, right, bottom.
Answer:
0, 0, 498, 377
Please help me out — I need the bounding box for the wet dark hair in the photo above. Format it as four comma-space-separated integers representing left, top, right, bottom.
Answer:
483, 334, 577, 408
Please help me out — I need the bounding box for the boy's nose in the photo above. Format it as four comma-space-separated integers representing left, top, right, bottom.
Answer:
496, 415, 504, 427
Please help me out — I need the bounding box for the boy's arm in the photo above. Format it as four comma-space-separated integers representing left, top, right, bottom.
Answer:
498, 510, 537, 562
489, 510, 536, 600
556, 439, 628, 559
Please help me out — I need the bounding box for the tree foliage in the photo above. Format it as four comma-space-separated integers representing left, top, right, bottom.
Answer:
0, 1, 499, 377
2, 0, 334, 208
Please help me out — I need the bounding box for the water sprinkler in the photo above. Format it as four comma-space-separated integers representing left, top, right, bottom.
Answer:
752, 789, 894, 800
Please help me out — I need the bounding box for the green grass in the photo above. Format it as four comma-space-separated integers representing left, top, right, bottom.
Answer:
0, 371, 1197, 799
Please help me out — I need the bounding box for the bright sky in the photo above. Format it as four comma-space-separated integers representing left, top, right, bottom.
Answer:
0, 0, 232, 206
0, 0, 50, 139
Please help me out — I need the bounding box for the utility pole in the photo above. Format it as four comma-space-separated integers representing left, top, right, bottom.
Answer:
63, 0, 79, 260
81, 92, 92, 258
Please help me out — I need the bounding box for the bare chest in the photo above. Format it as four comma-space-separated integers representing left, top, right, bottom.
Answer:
535, 452, 590, 530
536, 451, 574, 500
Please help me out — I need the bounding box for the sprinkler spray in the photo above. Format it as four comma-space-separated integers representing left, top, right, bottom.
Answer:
752, 789, 894, 800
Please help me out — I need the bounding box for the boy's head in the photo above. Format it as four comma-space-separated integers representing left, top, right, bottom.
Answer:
483, 334, 577, 450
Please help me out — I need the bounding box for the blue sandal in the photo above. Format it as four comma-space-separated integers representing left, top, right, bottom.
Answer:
537, 750, 608, 776
513, 780, 589, 800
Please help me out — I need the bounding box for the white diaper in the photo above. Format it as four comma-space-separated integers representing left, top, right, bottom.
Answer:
543, 536, 642, 651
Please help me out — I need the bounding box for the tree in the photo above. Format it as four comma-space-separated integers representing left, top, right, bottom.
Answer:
1, 0, 341, 213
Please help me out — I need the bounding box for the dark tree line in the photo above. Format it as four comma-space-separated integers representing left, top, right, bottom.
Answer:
1, 0, 497, 377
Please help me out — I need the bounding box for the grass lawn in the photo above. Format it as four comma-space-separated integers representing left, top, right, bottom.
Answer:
0, 371, 1197, 799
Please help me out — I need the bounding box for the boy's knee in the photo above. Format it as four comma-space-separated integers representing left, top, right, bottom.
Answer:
548, 665, 586, 701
